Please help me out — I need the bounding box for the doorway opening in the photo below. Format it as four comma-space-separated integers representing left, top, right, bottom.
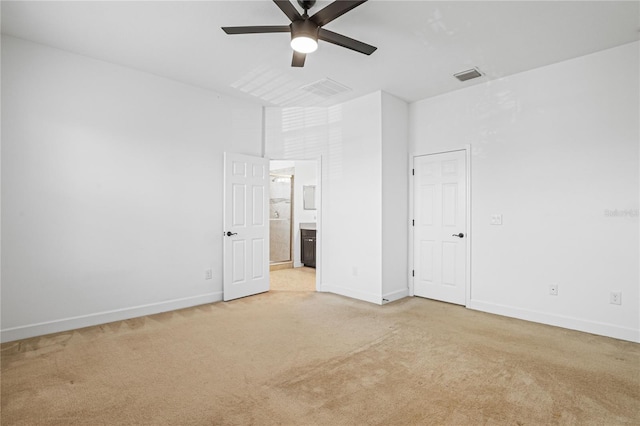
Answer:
269, 159, 319, 292
269, 171, 294, 269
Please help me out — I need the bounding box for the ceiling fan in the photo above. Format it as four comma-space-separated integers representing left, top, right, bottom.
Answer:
222, 0, 377, 67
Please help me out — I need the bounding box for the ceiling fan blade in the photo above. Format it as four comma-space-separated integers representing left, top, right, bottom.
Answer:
292, 51, 306, 67
318, 28, 376, 55
222, 25, 291, 35
273, 0, 302, 22
310, 0, 368, 27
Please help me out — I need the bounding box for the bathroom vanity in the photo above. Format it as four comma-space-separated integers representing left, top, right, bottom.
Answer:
300, 223, 316, 268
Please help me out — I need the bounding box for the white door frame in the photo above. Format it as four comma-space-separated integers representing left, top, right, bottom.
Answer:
408, 146, 471, 306
269, 156, 322, 292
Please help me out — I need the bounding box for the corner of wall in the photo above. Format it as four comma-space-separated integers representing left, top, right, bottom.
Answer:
380, 91, 410, 298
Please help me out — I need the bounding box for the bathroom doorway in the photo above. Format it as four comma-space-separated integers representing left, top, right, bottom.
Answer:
269, 160, 319, 292
269, 171, 294, 268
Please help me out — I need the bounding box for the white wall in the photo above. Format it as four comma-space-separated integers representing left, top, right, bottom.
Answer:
323, 93, 383, 302
410, 42, 639, 342
266, 91, 409, 304
6, 35, 632, 344
266, 94, 382, 303
1, 36, 263, 341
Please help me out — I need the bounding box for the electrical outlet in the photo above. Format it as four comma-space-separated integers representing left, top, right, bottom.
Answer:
549, 284, 558, 296
490, 214, 503, 225
610, 291, 622, 305
205, 269, 213, 280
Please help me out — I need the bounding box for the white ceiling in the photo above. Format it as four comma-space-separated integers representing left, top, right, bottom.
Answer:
2, 1, 639, 107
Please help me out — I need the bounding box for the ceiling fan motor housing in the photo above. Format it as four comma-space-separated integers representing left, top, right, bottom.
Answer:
297, 0, 316, 11
290, 19, 319, 41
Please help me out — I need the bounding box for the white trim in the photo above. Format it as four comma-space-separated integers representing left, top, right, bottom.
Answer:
408, 153, 415, 296
409, 148, 472, 305
321, 284, 382, 305
468, 299, 640, 343
261, 106, 266, 158
464, 145, 472, 305
383, 288, 410, 304
0, 292, 222, 343
315, 156, 322, 293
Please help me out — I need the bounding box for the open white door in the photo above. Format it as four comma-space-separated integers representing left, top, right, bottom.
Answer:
223, 152, 269, 301
413, 150, 467, 305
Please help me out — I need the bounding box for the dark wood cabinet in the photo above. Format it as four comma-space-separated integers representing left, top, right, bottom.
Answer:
301, 229, 316, 268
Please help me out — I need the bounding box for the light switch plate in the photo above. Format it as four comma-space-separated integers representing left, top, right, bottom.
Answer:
491, 214, 503, 225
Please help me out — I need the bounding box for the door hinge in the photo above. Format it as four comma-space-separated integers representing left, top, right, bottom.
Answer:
412, 219, 415, 226
412, 270, 415, 277
412, 169, 415, 176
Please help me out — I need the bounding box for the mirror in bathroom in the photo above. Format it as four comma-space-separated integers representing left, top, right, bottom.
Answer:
303, 185, 316, 210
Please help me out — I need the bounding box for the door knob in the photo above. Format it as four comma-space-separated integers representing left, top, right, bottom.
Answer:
226, 231, 237, 237
452, 233, 464, 238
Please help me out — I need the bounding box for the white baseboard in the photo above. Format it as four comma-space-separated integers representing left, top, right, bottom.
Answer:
383, 288, 409, 304
0, 292, 223, 343
321, 284, 382, 305
467, 299, 640, 343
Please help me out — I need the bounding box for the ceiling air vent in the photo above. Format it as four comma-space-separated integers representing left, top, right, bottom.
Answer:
300, 78, 352, 99
453, 68, 483, 82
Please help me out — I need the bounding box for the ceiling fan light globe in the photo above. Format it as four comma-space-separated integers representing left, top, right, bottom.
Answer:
291, 36, 318, 53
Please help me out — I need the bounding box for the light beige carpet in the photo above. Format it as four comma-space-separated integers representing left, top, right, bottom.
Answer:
1, 292, 639, 425
270, 266, 316, 292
